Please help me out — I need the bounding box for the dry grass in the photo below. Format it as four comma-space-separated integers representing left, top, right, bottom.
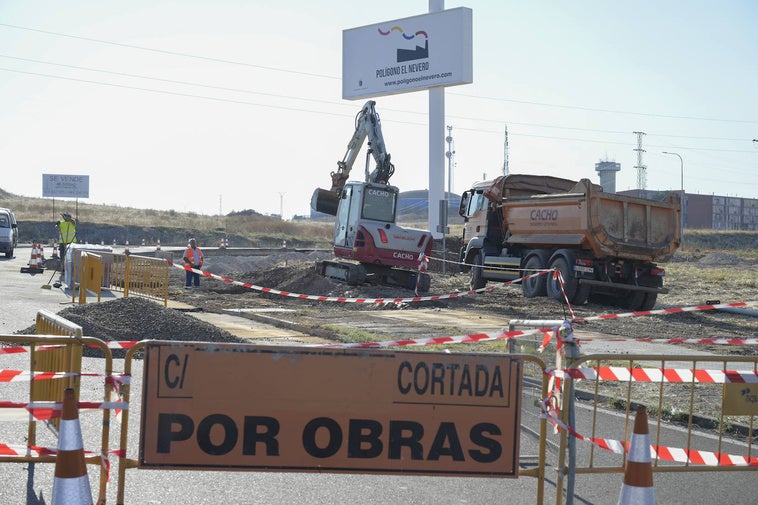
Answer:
0, 187, 333, 245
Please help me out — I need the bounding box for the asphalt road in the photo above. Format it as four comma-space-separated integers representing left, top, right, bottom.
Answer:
1, 247, 756, 504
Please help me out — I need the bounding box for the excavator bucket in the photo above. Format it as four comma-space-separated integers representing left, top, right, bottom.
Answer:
311, 188, 340, 216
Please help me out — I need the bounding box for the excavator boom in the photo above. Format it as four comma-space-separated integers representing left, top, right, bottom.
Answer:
330, 100, 395, 193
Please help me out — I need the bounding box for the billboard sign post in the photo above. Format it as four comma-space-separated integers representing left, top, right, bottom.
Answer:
342, 7, 473, 100
42, 174, 90, 199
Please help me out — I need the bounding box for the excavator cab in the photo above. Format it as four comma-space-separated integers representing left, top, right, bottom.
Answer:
333, 182, 398, 249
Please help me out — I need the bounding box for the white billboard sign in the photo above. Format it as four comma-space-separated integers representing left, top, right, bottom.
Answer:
42, 174, 90, 198
343, 7, 473, 100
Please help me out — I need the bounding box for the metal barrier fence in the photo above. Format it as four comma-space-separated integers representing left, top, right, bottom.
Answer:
4, 312, 755, 504
0, 332, 115, 504
554, 351, 757, 505
32, 309, 85, 432
70, 250, 170, 306
113, 341, 553, 505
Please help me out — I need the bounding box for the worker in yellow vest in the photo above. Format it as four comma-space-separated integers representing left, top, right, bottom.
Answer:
56, 211, 77, 272
183, 238, 204, 288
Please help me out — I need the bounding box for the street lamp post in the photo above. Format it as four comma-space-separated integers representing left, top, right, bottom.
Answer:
662, 151, 685, 247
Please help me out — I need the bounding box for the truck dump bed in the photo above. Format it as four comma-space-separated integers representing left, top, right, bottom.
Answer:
499, 177, 681, 262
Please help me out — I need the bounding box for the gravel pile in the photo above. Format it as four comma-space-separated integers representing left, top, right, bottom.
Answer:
18, 297, 246, 356
697, 252, 741, 265
204, 251, 331, 277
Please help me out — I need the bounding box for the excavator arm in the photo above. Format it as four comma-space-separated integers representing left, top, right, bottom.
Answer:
330, 100, 395, 192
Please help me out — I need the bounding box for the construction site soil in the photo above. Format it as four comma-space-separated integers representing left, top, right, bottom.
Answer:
24, 249, 754, 359
13, 248, 755, 431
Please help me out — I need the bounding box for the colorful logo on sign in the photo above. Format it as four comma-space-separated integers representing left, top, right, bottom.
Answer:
378, 26, 429, 62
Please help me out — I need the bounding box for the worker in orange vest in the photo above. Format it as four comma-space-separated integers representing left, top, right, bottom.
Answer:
183, 238, 204, 288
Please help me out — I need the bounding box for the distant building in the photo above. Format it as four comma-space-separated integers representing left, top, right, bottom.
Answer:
595, 161, 621, 193
396, 189, 461, 221
617, 189, 758, 230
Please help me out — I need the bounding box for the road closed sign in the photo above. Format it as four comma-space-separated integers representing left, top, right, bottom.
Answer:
139, 342, 523, 477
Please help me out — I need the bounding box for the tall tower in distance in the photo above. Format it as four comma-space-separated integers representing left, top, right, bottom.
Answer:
502, 124, 510, 177
633, 131, 647, 194
595, 160, 621, 193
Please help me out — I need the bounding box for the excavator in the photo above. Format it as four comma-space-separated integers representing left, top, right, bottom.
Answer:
311, 100, 433, 292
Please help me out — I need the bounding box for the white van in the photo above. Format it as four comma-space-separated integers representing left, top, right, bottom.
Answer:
0, 208, 18, 258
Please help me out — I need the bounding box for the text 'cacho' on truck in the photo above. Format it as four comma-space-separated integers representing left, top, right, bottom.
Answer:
458, 174, 681, 310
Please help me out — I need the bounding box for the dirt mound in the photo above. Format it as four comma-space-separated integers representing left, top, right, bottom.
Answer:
698, 252, 741, 265
18, 297, 245, 353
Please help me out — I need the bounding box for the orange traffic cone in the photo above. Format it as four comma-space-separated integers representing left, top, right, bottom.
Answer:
51, 388, 93, 505
21, 243, 45, 273
29, 243, 39, 267
618, 405, 655, 505
156, 238, 161, 251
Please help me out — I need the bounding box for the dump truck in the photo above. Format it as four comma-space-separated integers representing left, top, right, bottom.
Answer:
458, 174, 681, 310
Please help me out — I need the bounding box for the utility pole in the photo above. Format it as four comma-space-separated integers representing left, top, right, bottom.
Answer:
502, 124, 510, 177
445, 125, 455, 202
662, 151, 685, 248
633, 131, 647, 196
279, 193, 285, 220
443, 125, 455, 275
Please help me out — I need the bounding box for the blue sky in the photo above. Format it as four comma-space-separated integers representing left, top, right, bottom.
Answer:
1, 1, 756, 218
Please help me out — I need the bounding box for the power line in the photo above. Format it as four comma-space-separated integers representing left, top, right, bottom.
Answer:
449, 91, 758, 125
3, 23, 756, 126
3, 66, 757, 157
0, 67, 352, 117
0, 22, 339, 80
0, 54, 347, 108
4, 53, 753, 146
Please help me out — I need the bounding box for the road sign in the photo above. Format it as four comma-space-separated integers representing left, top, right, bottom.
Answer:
140, 342, 522, 477
42, 174, 90, 198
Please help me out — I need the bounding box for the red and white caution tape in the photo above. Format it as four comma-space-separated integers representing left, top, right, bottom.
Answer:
1, 341, 139, 355
0, 370, 78, 382
169, 260, 550, 304
573, 300, 758, 322
551, 366, 758, 384
0, 443, 56, 457
539, 398, 758, 467
317, 327, 551, 349
0, 400, 128, 421
0, 443, 127, 480
0, 370, 131, 385
579, 337, 758, 345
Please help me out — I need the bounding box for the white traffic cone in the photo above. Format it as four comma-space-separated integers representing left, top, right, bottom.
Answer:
618, 405, 655, 505
52, 388, 93, 505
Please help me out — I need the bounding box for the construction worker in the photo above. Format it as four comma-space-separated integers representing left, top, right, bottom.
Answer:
183, 238, 204, 288
56, 211, 77, 272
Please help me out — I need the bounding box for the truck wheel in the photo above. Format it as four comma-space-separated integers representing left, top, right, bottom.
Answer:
572, 283, 591, 305
459, 247, 470, 273
416, 272, 431, 293
469, 251, 487, 290
546, 256, 577, 302
522, 255, 547, 298
640, 292, 657, 311
623, 291, 645, 310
